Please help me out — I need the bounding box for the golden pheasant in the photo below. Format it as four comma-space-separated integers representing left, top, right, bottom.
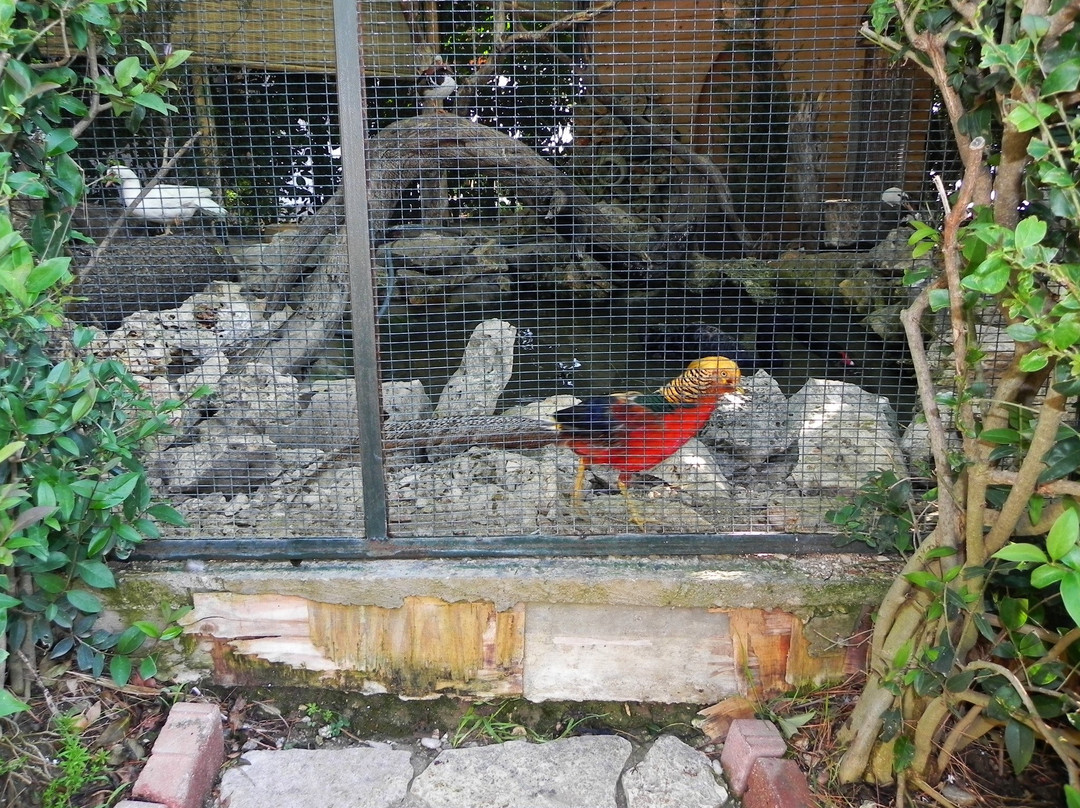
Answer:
553, 356, 742, 526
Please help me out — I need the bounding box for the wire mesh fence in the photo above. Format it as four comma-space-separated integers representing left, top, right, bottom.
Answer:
69, 0, 944, 545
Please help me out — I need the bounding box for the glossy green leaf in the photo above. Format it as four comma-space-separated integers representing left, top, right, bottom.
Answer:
65, 589, 103, 614
1031, 564, 1065, 588
1020, 13, 1050, 40
1005, 719, 1035, 775
132, 620, 161, 639
1007, 322, 1038, 342
1038, 162, 1076, 189
90, 472, 140, 509
1047, 507, 1079, 561
1018, 350, 1049, 372
69, 392, 95, 424
961, 255, 1011, 294
1007, 100, 1057, 131
1028, 495, 1045, 528
109, 654, 132, 686
147, 503, 186, 526
892, 638, 913, 670
929, 288, 951, 311
164, 50, 193, 70
1014, 216, 1047, 249
33, 571, 67, 593
0, 688, 30, 717
24, 418, 58, 435
1040, 445, 1080, 482
43, 129, 76, 157
998, 596, 1028, 630
992, 543, 1048, 563
904, 571, 941, 591
85, 527, 113, 558
1042, 61, 1080, 96
139, 655, 158, 680
116, 625, 146, 655
114, 56, 141, 88
131, 92, 173, 115
74, 559, 115, 589
1061, 569, 1080, 627
1066, 785, 1080, 808
945, 669, 976, 693
893, 734, 915, 772
979, 428, 1022, 445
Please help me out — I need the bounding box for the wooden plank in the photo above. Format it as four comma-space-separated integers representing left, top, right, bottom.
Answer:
182, 592, 524, 696
523, 603, 738, 702
727, 608, 849, 696
171, 0, 415, 75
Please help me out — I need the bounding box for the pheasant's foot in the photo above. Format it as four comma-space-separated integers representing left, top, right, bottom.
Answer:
616, 479, 647, 528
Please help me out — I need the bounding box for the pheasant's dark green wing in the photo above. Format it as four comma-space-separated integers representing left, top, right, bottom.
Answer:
552, 393, 660, 443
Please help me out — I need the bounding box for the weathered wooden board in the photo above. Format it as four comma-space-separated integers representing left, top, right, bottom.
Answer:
726, 608, 849, 696
171, 563, 869, 702
183, 592, 524, 696
586, 0, 932, 194
521, 603, 851, 703
523, 603, 739, 702
171, 0, 415, 75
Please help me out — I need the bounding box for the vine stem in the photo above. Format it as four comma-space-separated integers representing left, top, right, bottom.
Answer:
969, 661, 1080, 790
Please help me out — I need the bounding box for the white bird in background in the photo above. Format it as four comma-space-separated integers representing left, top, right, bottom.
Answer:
881, 186, 916, 212
105, 165, 228, 224
418, 58, 457, 111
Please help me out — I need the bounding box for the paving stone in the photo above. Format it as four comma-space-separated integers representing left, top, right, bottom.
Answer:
622, 735, 730, 808
720, 719, 787, 795
743, 757, 816, 808
218, 747, 413, 808
407, 735, 632, 808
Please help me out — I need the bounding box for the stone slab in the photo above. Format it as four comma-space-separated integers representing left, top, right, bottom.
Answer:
218, 746, 413, 808
623, 735, 729, 808
408, 735, 632, 808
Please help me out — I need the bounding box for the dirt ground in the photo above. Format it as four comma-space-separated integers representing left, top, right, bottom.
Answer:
0, 671, 1066, 808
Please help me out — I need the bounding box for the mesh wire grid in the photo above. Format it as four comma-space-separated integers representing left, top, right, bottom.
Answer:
69, 0, 943, 544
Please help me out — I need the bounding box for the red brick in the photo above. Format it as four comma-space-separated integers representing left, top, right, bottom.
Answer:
132, 703, 224, 808
146, 702, 223, 756
720, 719, 787, 795
744, 757, 817, 808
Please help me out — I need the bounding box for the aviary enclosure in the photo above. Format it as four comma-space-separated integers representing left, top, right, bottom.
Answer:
70, 0, 951, 552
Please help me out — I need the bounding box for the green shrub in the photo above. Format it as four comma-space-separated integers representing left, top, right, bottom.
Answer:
1, 0, 194, 715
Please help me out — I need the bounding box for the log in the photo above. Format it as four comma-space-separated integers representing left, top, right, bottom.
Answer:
366, 114, 668, 273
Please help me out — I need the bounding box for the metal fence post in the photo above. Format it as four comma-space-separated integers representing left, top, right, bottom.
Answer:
333, 0, 388, 540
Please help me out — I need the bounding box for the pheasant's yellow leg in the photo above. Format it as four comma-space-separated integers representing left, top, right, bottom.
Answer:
616, 478, 646, 528
571, 458, 588, 513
